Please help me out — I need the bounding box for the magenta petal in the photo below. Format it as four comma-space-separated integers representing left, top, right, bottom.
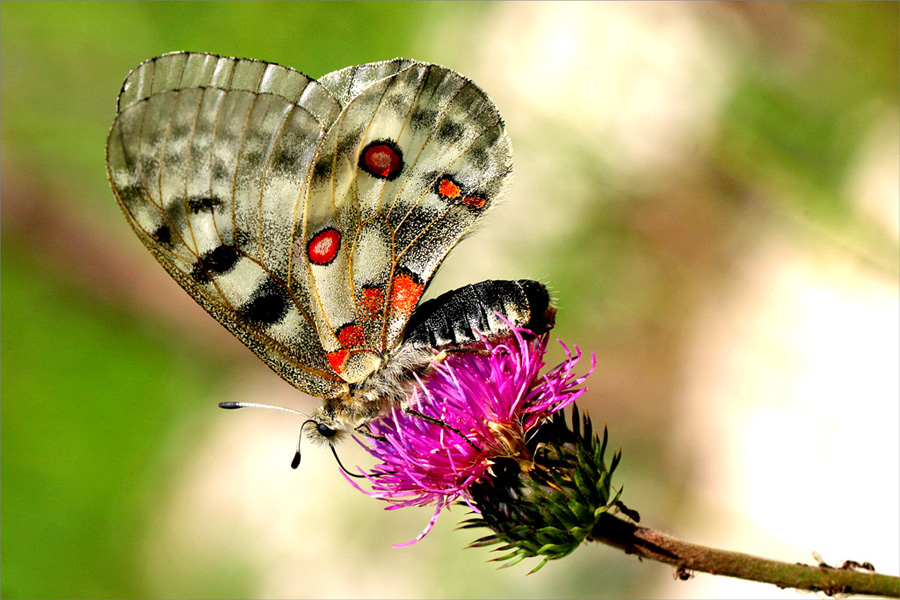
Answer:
350, 326, 595, 545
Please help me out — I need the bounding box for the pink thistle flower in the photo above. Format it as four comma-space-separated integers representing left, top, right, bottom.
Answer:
346, 326, 596, 546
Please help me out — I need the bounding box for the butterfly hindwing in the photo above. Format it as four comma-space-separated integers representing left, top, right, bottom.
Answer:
301, 60, 512, 375
317, 59, 420, 107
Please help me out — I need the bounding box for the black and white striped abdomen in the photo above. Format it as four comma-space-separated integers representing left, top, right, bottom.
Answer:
401, 279, 554, 351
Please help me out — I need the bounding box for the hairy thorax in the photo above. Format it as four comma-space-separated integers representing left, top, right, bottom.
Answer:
308, 343, 437, 443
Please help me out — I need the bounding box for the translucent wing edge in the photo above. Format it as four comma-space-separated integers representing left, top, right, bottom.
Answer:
116, 51, 342, 129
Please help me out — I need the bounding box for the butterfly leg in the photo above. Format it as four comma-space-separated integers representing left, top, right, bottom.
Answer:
439, 348, 493, 359
402, 406, 483, 453
423, 347, 492, 375
351, 408, 481, 453
353, 424, 388, 442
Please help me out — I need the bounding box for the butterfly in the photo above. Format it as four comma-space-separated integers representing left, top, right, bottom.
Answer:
106, 53, 554, 462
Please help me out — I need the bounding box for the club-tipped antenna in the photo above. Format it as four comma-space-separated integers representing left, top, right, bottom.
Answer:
218, 401, 304, 416
291, 419, 316, 470
219, 402, 311, 469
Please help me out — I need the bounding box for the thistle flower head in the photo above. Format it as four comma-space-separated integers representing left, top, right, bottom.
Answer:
347, 326, 601, 552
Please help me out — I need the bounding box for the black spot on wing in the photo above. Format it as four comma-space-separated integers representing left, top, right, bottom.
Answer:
312, 158, 333, 181
202, 245, 241, 275
187, 196, 225, 213
437, 119, 464, 142
152, 224, 171, 245
240, 277, 290, 326
411, 107, 437, 131
272, 146, 301, 172
188, 245, 240, 283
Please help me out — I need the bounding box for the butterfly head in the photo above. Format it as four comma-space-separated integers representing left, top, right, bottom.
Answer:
297, 407, 374, 477
303, 406, 356, 445
301, 417, 339, 443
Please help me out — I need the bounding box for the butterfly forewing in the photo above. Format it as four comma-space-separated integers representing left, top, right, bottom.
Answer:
107, 56, 348, 399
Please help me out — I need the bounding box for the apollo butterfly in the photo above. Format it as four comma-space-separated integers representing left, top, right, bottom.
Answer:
105, 53, 554, 461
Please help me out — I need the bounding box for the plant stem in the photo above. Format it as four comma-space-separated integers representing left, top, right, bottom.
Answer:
588, 512, 899, 598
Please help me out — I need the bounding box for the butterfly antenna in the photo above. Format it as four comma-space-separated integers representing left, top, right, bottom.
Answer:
288, 419, 322, 470
219, 402, 310, 469
218, 401, 304, 416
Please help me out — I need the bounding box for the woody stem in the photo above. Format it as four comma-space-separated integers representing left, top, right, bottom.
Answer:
588, 513, 899, 597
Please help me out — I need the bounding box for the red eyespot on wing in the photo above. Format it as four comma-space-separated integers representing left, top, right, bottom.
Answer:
308, 228, 341, 265
388, 273, 424, 317
437, 177, 461, 199
359, 140, 403, 180
337, 323, 365, 348
461, 194, 486, 209
327, 349, 348, 374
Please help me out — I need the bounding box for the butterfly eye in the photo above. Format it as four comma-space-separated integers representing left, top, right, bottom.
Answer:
316, 422, 337, 439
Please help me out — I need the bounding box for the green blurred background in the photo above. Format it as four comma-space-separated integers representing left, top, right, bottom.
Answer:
2, 2, 898, 598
